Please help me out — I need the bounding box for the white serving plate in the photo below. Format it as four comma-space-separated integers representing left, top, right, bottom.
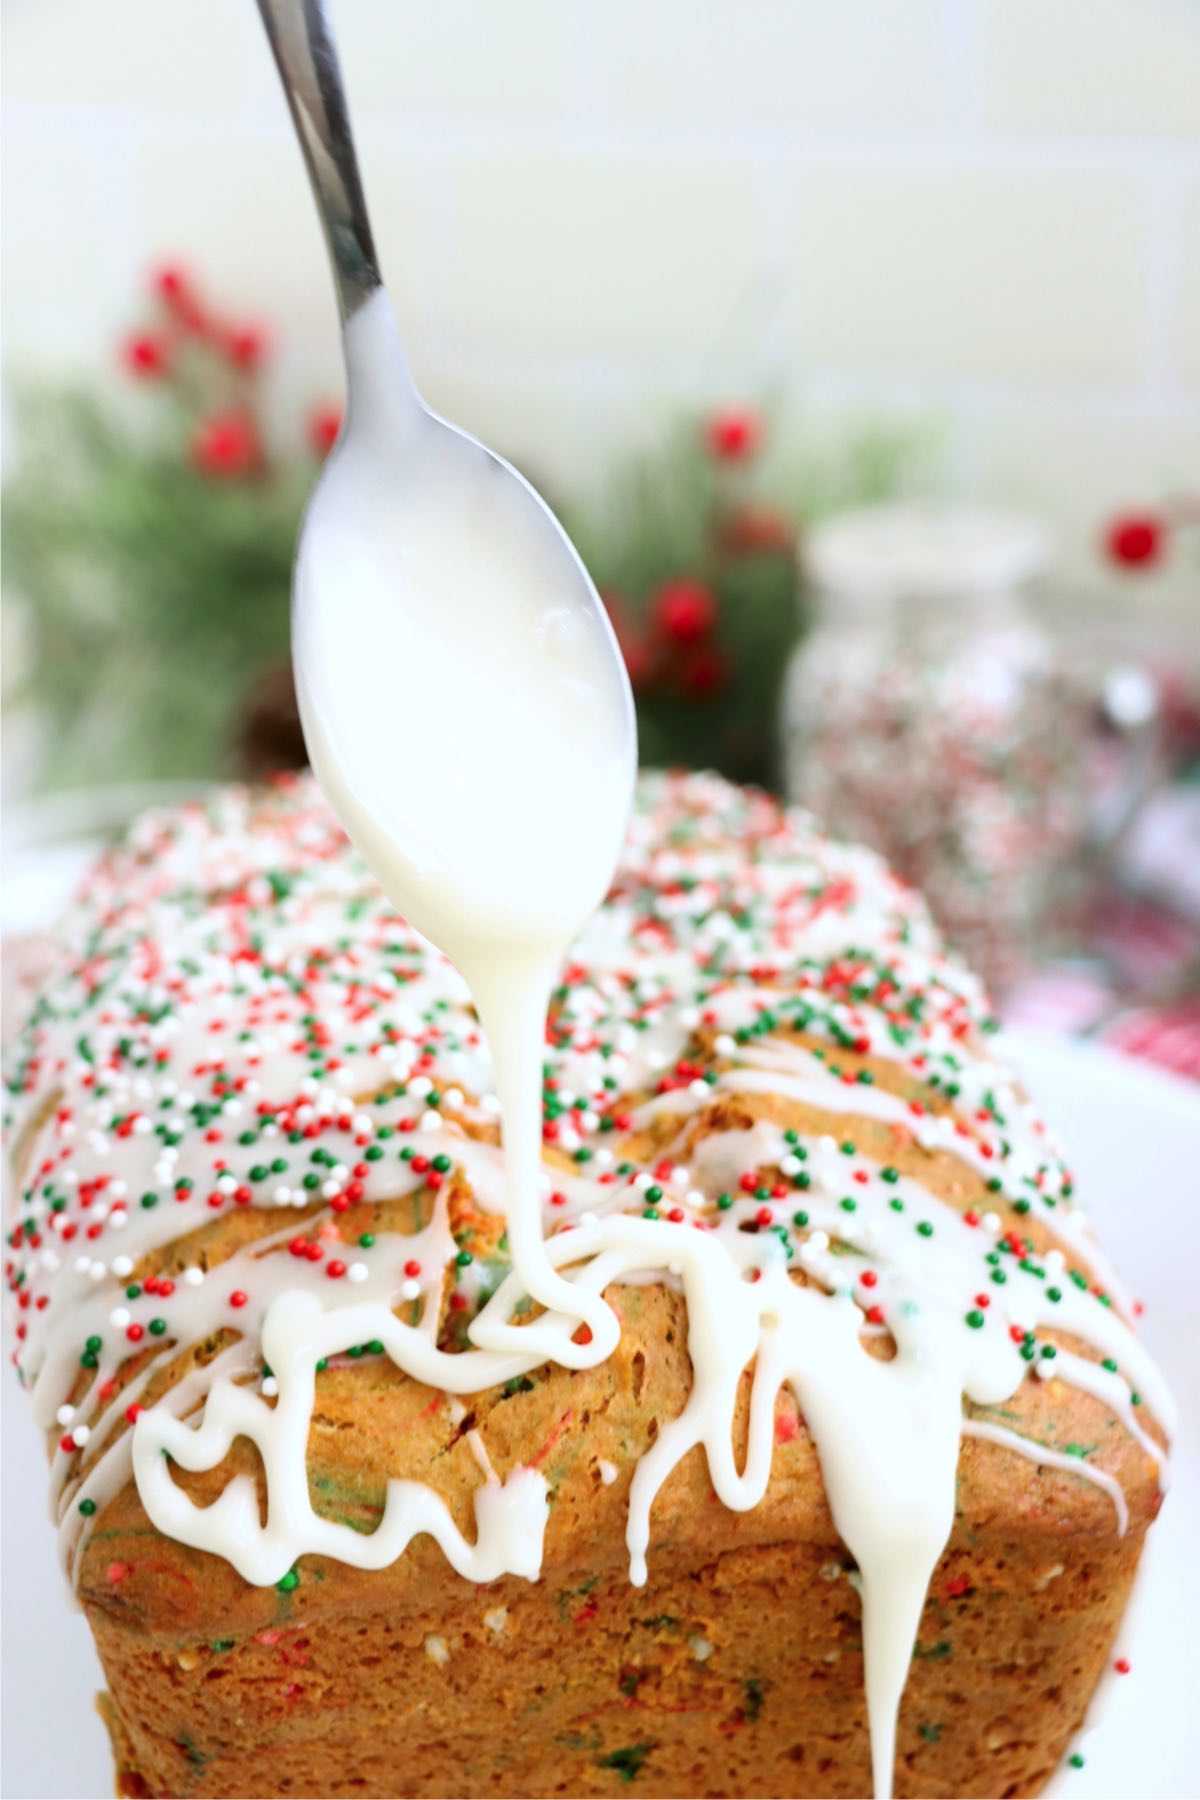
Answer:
2, 926, 1196, 1798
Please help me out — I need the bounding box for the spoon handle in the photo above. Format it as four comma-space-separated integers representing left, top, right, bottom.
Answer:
256, 0, 381, 321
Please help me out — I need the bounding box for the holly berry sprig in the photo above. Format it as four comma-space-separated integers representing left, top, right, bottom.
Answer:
120, 263, 342, 477
601, 406, 795, 706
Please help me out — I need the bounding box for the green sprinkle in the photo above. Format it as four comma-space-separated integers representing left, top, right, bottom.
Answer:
596, 1744, 653, 1784
276, 1568, 299, 1593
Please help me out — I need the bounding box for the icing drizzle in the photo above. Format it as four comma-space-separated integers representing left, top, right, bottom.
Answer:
4, 770, 1172, 1799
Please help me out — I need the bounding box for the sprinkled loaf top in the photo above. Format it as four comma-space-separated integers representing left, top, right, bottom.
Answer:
3, 769, 1170, 1796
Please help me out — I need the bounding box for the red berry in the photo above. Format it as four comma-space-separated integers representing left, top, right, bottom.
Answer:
1105, 513, 1166, 569
225, 324, 268, 370
705, 407, 761, 461
308, 403, 343, 457
153, 264, 190, 303
152, 263, 208, 333
121, 332, 171, 380
191, 412, 262, 478
652, 578, 717, 646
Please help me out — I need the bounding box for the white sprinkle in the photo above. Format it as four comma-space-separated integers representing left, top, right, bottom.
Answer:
689, 1635, 713, 1661
424, 1635, 449, 1667
483, 1607, 508, 1634
183, 1267, 204, 1287
409, 1076, 432, 1098
89, 1262, 107, 1282
56, 1405, 76, 1426
347, 1262, 368, 1284
72, 1425, 91, 1447
262, 1377, 279, 1398
110, 1308, 131, 1328
420, 1110, 443, 1133
401, 1279, 421, 1302
597, 1458, 618, 1486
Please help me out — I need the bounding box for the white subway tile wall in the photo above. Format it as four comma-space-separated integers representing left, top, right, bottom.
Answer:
3, 0, 1198, 603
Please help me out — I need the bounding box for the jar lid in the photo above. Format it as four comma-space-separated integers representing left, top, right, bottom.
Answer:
804, 504, 1051, 601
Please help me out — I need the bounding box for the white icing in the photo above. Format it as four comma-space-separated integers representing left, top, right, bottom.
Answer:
961, 1419, 1130, 1535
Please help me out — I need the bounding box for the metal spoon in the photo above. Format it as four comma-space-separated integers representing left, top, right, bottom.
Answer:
254, 0, 636, 926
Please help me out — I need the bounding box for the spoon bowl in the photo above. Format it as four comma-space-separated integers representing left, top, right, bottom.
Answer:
257, 0, 636, 954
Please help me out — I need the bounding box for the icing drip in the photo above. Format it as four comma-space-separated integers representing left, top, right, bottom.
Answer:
4, 770, 1173, 1800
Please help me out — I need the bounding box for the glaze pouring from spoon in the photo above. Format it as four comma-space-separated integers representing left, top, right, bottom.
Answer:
257, 0, 636, 1356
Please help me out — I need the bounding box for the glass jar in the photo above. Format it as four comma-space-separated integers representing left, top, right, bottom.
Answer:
782, 505, 1097, 992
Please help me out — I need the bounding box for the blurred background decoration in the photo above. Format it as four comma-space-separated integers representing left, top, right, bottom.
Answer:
2, 0, 1199, 1071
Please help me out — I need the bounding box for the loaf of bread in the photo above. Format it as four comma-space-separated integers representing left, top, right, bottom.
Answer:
5, 770, 1170, 1799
